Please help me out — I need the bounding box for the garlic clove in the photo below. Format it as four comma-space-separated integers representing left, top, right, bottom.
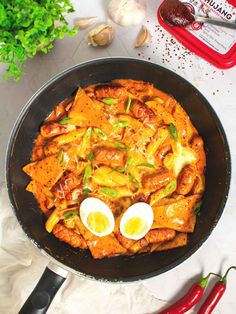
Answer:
135, 25, 151, 48
108, 0, 147, 26
74, 17, 97, 29
88, 24, 114, 47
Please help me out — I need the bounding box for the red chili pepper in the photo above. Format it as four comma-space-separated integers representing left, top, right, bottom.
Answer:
158, 273, 219, 314
197, 266, 236, 314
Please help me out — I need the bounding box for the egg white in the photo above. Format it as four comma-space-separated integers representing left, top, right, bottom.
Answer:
80, 197, 115, 237
120, 202, 154, 240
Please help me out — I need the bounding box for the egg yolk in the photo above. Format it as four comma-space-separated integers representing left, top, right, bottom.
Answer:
124, 217, 147, 237
87, 211, 110, 233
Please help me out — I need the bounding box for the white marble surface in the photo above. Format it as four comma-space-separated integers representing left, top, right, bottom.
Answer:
0, 0, 236, 313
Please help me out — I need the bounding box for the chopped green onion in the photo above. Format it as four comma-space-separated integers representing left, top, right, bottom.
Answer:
63, 210, 78, 220
113, 121, 129, 128
102, 98, 118, 105
194, 202, 202, 215
137, 163, 155, 168
112, 167, 126, 173
88, 151, 94, 163
164, 180, 177, 196
125, 97, 132, 112
83, 165, 92, 185
100, 187, 119, 198
169, 123, 178, 141
114, 141, 130, 152
82, 188, 91, 195
57, 150, 64, 164
128, 174, 141, 188
126, 157, 135, 167
93, 127, 107, 140
84, 127, 92, 140
59, 117, 72, 125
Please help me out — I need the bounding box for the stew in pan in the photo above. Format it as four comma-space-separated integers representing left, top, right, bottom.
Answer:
23, 79, 206, 259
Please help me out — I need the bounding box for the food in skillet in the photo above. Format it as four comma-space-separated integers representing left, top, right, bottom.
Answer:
23, 79, 206, 259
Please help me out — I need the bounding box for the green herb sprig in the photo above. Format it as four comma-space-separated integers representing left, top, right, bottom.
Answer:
0, 0, 77, 80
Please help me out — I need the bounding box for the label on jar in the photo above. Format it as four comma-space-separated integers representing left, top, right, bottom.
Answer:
182, 0, 236, 54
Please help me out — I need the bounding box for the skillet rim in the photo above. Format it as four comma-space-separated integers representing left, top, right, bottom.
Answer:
5, 57, 231, 282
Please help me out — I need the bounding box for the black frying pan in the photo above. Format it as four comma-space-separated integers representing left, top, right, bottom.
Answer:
6, 58, 231, 314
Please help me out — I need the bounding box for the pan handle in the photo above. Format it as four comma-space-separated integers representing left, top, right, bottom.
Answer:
19, 262, 68, 314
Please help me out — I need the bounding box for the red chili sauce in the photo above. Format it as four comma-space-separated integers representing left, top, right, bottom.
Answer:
160, 0, 194, 27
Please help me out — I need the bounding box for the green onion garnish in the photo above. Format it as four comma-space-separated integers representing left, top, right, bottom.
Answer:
113, 121, 129, 128
93, 127, 107, 140
169, 123, 178, 141
128, 174, 141, 188
100, 187, 119, 198
88, 151, 94, 163
125, 97, 132, 112
83, 165, 92, 185
102, 98, 118, 105
112, 167, 126, 173
164, 180, 177, 196
82, 188, 92, 195
137, 163, 155, 168
59, 117, 72, 125
194, 202, 202, 215
114, 141, 130, 152
57, 150, 64, 164
84, 127, 92, 140
63, 210, 78, 220
126, 157, 135, 167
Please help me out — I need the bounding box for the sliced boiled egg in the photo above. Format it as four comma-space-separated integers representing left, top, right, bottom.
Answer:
120, 202, 154, 240
80, 197, 115, 237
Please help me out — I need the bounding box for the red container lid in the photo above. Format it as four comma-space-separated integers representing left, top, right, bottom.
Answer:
157, 0, 236, 69
227, 0, 236, 6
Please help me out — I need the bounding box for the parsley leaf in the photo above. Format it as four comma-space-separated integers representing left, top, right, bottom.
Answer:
0, 0, 77, 80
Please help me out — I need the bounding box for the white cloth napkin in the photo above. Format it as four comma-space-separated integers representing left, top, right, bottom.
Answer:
0, 186, 167, 314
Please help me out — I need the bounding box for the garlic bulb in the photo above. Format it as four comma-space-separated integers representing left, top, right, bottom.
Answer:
135, 25, 151, 48
88, 24, 114, 47
74, 17, 97, 29
108, 0, 147, 26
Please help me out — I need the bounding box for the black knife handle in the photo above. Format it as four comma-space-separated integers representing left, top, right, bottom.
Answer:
19, 263, 68, 314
